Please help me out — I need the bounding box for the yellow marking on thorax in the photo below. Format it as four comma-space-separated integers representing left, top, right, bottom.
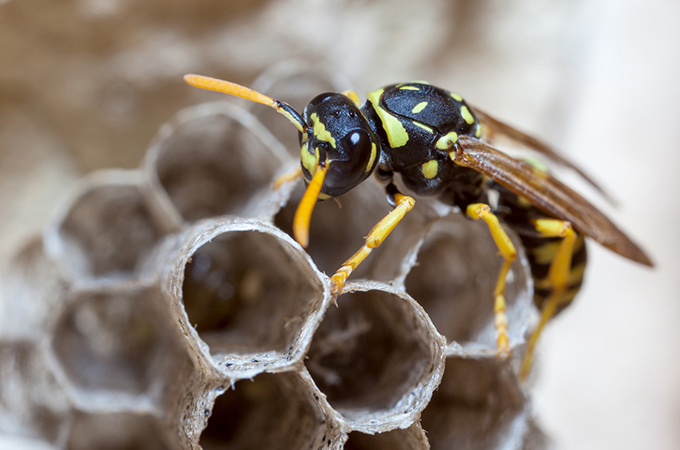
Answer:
450, 92, 463, 101
436, 131, 458, 150
310, 112, 336, 148
412, 101, 428, 114
367, 88, 409, 148
460, 105, 475, 125
399, 85, 420, 91
475, 124, 482, 138
414, 122, 433, 133
421, 160, 438, 179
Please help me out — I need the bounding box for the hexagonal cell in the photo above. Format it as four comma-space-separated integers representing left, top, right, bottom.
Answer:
404, 212, 533, 351
144, 102, 291, 226
1, 237, 69, 341
200, 372, 335, 450
344, 423, 429, 450
421, 355, 542, 450
44, 170, 170, 283
67, 410, 176, 450
0, 341, 70, 445
306, 282, 446, 431
181, 227, 321, 362
250, 60, 353, 156
164, 218, 330, 375
275, 178, 400, 278
50, 284, 187, 408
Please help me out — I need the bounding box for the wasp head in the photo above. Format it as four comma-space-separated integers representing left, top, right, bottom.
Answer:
299, 93, 379, 199
181, 74, 379, 248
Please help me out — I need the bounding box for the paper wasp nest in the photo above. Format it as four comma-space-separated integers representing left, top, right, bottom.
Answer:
0, 64, 547, 449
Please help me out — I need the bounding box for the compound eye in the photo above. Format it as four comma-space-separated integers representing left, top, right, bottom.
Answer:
342, 129, 372, 161
335, 129, 373, 181
322, 128, 376, 197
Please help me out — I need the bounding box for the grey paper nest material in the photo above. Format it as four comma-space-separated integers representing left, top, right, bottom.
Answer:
0, 66, 547, 450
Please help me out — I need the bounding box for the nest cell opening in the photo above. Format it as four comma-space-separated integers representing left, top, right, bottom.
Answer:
305, 288, 437, 421
200, 373, 326, 450
54, 180, 164, 281
51, 287, 180, 398
274, 179, 390, 277
67, 411, 174, 450
421, 357, 525, 450
404, 214, 530, 348
182, 229, 322, 358
152, 111, 283, 223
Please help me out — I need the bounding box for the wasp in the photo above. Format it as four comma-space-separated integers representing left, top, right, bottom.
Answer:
184, 74, 653, 378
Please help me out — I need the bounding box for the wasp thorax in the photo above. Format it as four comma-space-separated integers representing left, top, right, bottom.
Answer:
300, 93, 379, 198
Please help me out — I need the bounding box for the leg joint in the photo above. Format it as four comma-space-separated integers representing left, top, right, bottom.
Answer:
532, 218, 574, 238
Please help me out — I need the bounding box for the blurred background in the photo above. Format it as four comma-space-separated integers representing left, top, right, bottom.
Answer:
0, 0, 678, 448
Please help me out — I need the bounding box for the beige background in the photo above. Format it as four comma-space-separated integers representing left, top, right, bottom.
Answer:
1, 0, 678, 448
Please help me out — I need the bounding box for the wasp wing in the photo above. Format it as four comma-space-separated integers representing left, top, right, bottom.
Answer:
471, 106, 617, 205
454, 136, 652, 266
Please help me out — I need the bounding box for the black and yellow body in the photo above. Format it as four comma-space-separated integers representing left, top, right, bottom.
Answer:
362, 83, 482, 199
494, 183, 588, 314
357, 82, 588, 320
183, 74, 653, 380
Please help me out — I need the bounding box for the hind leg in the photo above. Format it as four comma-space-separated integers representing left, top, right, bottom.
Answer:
520, 218, 576, 380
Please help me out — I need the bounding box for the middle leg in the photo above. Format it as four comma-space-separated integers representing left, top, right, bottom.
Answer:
466, 203, 518, 357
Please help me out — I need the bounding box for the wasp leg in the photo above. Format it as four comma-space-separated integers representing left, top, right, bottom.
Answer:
273, 165, 302, 190
466, 203, 517, 357
331, 191, 415, 296
520, 218, 576, 379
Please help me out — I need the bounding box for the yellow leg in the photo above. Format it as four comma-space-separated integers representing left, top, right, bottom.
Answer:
520, 218, 576, 380
273, 166, 302, 190
331, 194, 415, 295
466, 203, 517, 357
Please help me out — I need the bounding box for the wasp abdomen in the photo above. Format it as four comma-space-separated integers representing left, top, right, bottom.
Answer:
496, 187, 588, 315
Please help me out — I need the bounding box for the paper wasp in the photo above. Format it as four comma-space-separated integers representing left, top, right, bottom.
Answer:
184, 74, 653, 377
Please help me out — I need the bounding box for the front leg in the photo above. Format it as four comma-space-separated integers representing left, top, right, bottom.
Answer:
331, 182, 415, 295
273, 165, 302, 190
